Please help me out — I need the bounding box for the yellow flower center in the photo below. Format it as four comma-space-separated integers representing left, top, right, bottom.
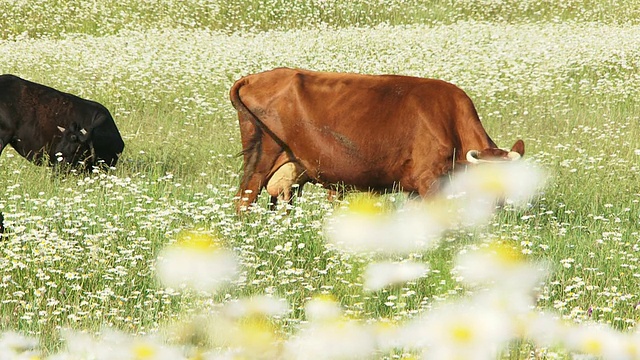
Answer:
451, 324, 474, 343
313, 294, 338, 303
346, 194, 383, 215
236, 318, 279, 351
476, 165, 508, 194
133, 343, 156, 359
177, 231, 219, 251
583, 338, 603, 355
486, 241, 524, 265
480, 177, 506, 194
626, 341, 638, 357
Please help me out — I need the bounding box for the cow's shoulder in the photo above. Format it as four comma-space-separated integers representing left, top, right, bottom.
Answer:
0, 74, 27, 94
0, 73, 23, 83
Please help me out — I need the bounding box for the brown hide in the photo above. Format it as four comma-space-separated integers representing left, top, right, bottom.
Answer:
231, 68, 524, 212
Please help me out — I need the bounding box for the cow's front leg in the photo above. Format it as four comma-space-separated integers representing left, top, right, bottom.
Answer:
412, 167, 449, 200
0, 131, 14, 157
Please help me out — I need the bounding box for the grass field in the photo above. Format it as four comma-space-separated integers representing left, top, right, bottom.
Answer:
2, 0, 640, 358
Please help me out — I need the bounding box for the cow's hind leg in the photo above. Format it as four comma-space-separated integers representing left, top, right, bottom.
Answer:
236, 135, 285, 213
236, 111, 265, 211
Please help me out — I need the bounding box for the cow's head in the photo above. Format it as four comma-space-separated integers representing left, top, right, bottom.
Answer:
53, 122, 95, 169
465, 140, 525, 164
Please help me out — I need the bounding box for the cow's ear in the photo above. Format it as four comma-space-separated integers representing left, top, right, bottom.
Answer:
510, 139, 525, 156
57, 126, 66, 133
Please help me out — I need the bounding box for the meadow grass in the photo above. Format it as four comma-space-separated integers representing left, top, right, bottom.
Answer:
3, 0, 640, 39
2, 0, 640, 358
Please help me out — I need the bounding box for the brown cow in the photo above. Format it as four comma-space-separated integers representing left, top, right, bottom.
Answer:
231, 68, 524, 212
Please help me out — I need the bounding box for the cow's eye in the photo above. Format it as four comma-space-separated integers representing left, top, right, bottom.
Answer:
70, 134, 77, 142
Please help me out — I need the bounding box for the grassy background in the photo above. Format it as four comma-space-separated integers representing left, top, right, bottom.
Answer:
1, 0, 640, 357
3, 0, 640, 39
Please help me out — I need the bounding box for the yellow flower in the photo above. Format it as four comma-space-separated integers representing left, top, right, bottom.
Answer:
156, 230, 239, 292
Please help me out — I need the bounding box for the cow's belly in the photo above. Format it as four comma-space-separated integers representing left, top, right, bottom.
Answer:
286, 130, 450, 194
298, 150, 414, 192
11, 135, 48, 160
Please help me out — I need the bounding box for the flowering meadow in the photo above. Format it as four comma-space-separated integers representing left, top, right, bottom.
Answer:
2, 0, 640, 358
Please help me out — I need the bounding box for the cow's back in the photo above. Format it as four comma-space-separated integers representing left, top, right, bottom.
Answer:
0, 75, 57, 160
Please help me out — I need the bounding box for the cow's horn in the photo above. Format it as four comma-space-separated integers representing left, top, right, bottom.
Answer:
57, 126, 66, 133
80, 128, 88, 135
466, 150, 481, 164
467, 149, 522, 163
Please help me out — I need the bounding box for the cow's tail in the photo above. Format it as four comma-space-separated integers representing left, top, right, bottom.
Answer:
230, 77, 292, 189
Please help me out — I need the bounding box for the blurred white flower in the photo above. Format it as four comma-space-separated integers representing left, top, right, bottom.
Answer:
454, 242, 549, 292
0, 332, 39, 359
128, 337, 187, 360
400, 300, 514, 360
283, 320, 376, 360
208, 316, 282, 359
621, 333, 640, 359
563, 323, 628, 359
363, 261, 429, 291
324, 197, 445, 254
519, 312, 567, 348
304, 295, 343, 322
54, 329, 186, 360
443, 162, 546, 225
473, 288, 536, 320
441, 193, 497, 227
371, 322, 404, 354
224, 295, 289, 319
51, 330, 98, 360
156, 231, 238, 293
325, 162, 546, 255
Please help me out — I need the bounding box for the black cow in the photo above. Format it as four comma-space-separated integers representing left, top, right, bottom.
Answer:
0, 74, 124, 169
